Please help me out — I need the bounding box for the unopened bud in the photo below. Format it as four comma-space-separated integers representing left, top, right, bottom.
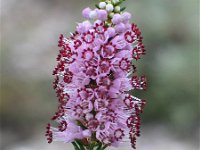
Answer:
114, 6, 121, 12
99, 2, 106, 9
106, 4, 114, 12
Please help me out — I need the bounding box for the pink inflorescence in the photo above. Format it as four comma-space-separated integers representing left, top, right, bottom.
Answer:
46, 3, 146, 149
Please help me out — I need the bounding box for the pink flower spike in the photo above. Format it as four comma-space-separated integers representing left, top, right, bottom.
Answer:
47, 1, 147, 149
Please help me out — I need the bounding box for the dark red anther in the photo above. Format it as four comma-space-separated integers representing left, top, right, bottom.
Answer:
45, 123, 53, 143
119, 58, 131, 72
58, 120, 68, 132
74, 39, 82, 49
131, 24, 141, 39
124, 31, 135, 43
63, 71, 73, 83
131, 76, 147, 90
94, 22, 106, 34
123, 95, 134, 109
114, 129, 125, 141
82, 31, 95, 44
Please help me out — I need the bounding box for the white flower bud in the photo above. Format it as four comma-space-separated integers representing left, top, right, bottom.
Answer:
114, 6, 121, 12
112, 0, 119, 4
109, 12, 115, 18
106, 4, 114, 12
89, 10, 98, 19
99, 2, 106, 9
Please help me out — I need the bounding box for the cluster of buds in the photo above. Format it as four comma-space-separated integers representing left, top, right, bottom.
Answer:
46, 0, 146, 149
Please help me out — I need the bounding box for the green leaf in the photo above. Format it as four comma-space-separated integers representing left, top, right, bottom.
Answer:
76, 140, 86, 150
96, 143, 102, 150
89, 142, 96, 150
95, 4, 100, 9
72, 142, 80, 150
101, 145, 108, 150
120, 7, 126, 11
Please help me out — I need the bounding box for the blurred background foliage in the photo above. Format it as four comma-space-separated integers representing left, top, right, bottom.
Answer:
1, 0, 199, 150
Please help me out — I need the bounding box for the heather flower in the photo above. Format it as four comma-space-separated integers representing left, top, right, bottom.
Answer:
112, 14, 122, 24
82, 7, 92, 19
105, 4, 114, 12
76, 21, 92, 34
122, 12, 132, 23
89, 10, 98, 20
105, 27, 116, 37
115, 22, 126, 33
46, 0, 147, 149
97, 9, 108, 21
99, 2, 107, 9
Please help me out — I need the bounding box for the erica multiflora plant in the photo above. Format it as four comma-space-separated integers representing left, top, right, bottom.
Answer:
45, 0, 146, 149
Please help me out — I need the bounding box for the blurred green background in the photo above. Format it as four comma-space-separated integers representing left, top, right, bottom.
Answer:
1, 0, 199, 150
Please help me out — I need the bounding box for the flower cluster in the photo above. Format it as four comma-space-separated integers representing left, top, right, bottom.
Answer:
46, 0, 146, 149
